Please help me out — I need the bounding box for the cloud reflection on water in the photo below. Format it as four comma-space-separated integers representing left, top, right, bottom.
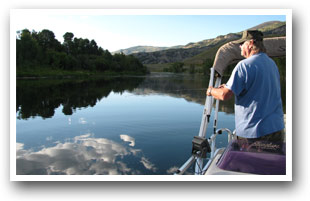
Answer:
16, 133, 157, 175
120, 134, 135, 147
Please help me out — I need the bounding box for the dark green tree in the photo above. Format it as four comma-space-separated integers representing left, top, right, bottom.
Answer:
16, 29, 40, 68
37, 29, 62, 52
16, 28, 148, 75
202, 58, 214, 75
169, 62, 184, 73
189, 64, 196, 74
63, 32, 74, 55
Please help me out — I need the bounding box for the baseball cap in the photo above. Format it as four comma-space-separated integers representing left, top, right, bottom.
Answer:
233, 30, 264, 44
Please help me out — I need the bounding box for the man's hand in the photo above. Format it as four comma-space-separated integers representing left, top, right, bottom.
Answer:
206, 84, 233, 101
206, 87, 213, 96
219, 84, 226, 88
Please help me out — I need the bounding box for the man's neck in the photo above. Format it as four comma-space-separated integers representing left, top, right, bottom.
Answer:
247, 50, 260, 58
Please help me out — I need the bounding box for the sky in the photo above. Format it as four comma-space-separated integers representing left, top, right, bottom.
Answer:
12, 9, 286, 52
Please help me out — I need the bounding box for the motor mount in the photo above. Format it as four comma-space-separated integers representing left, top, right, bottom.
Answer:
191, 136, 211, 158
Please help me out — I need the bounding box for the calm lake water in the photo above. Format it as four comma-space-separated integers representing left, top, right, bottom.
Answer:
16, 73, 285, 175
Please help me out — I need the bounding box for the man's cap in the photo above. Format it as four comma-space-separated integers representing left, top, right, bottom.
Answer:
233, 30, 264, 44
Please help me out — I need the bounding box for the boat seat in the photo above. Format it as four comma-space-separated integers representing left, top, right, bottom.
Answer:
216, 139, 286, 175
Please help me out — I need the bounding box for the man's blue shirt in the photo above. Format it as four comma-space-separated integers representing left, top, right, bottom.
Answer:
226, 53, 284, 138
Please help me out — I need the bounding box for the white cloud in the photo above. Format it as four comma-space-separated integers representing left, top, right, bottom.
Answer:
46, 136, 53, 141
140, 157, 157, 172
166, 166, 179, 174
16, 134, 146, 175
78, 117, 87, 124
120, 134, 135, 147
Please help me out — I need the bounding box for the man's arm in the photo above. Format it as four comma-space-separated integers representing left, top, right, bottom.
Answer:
207, 84, 233, 101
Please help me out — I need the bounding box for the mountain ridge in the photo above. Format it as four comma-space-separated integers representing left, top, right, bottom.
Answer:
112, 45, 184, 55
113, 21, 286, 68
114, 21, 285, 55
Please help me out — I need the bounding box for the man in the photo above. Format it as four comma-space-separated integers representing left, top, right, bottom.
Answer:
207, 30, 285, 142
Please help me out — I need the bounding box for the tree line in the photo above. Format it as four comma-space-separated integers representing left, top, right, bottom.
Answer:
163, 59, 215, 74
163, 56, 285, 78
16, 29, 148, 75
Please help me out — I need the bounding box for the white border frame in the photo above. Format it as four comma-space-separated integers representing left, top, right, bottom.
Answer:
10, 9, 292, 181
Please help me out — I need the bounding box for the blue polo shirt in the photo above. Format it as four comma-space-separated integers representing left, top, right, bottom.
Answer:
226, 53, 284, 138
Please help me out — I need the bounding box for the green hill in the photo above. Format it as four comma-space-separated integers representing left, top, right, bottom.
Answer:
130, 21, 286, 72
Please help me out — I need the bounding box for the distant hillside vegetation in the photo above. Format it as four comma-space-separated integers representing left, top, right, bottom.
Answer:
112, 45, 183, 55
249, 21, 286, 31
124, 21, 286, 71
113, 46, 170, 55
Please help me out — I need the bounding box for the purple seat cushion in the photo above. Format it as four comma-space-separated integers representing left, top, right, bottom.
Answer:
217, 140, 286, 175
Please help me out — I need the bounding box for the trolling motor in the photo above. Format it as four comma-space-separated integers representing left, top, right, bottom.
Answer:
175, 135, 211, 175
192, 136, 211, 158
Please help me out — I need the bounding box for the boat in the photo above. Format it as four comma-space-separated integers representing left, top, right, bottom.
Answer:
176, 36, 286, 175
